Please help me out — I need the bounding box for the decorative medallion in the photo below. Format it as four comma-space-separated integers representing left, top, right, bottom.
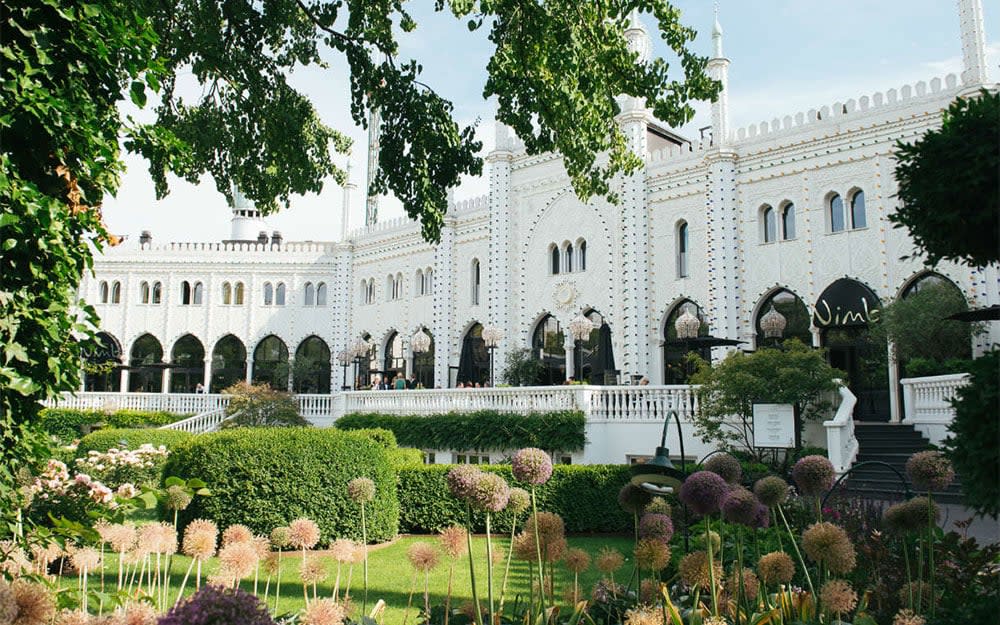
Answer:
552, 280, 579, 312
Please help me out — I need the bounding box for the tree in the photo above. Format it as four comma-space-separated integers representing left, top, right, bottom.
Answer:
501, 348, 545, 387
1, 0, 719, 498
690, 341, 844, 459
892, 89, 1000, 268
222, 382, 310, 428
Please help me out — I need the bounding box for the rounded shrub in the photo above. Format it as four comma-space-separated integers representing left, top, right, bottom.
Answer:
76, 428, 194, 456
39, 408, 181, 442
164, 427, 399, 544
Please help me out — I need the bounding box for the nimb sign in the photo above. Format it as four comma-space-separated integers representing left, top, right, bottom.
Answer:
812, 278, 882, 328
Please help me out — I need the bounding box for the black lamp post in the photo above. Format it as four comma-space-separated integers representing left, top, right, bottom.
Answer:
568, 314, 592, 382
629, 409, 690, 551
482, 325, 503, 387
337, 349, 351, 391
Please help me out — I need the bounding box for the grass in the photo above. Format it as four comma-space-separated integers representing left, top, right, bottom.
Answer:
65, 535, 634, 624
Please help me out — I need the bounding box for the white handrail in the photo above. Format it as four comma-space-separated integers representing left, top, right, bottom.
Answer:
158, 408, 231, 434
900, 372, 969, 445
823, 383, 858, 474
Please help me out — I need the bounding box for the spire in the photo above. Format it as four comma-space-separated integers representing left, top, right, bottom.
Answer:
706, 2, 730, 146
957, 0, 988, 86
364, 103, 381, 227
712, 2, 724, 58
340, 158, 356, 241
624, 9, 651, 64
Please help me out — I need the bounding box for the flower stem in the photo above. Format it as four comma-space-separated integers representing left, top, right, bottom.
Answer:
777, 505, 815, 603
486, 512, 495, 624
705, 516, 719, 616
530, 487, 548, 616
927, 493, 936, 617
466, 504, 484, 625
362, 501, 369, 613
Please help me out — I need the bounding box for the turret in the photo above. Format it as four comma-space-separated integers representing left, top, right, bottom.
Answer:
706, 6, 730, 146
228, 185, 267, 242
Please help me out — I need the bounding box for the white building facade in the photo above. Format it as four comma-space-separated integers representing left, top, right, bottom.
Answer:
80, 2, 998, 426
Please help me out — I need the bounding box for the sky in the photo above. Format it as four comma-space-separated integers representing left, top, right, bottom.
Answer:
102, 1, 999, 245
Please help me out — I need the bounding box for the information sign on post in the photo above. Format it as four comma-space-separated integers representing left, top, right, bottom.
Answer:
752, 403, 796, 448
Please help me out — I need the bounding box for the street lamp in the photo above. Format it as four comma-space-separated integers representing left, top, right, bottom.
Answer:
336, 349, 351, 391
759, 304, 787, 347
629, 409, 689, 551
674, 306, 701, 383
411, 328, 431, 386
568, 314, 593, 383
350, 337, 370, 390
481, 325, 503, 387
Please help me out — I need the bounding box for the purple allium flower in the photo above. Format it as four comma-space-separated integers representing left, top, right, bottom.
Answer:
158, 585, 277, 625
617, 483, 653, 514
507, 487, 531, 514
678, 470, 729, 516
753, 476, 789, 507
469, 472, 510, 512
905, 451, 955, 492
704, 453, 742, 484
511, 448, 553, 485
752, 503, 770, 529
883, 496, 940, 534
446, 465, 482, 500
721, 487, 760, 527
638, 512, 674, 543
791, 455, 835, 496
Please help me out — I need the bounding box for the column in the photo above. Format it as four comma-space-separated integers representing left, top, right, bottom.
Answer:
564, 336, 576, 380
705, 150, 740, 348
332, 241, 355, 364
433, 217, 456, 387
119, 369, 129, 393
487, 117, 515, 368
958, 0, 988, 87
202, 357, 212, 391
161, 369, 171, 394
246, 357, 254, 384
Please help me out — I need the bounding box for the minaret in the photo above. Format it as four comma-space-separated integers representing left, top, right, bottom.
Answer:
228, 183, 267, 242
706, 5, 730, 146
340, 159, 356, 241
958, 0, 988, 86
364, 104, 381, 226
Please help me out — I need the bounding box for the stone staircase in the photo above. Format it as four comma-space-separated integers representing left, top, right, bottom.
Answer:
845, 422, 963, 504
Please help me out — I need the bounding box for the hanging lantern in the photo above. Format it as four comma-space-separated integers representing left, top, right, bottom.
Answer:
350, 337, 370, 359
675, 308, 701, 340
760, 304, 787, 339
568, 314, 594, 341
336, 349, 351, 366
481, 325, 504, 348
411, 328, 432, 353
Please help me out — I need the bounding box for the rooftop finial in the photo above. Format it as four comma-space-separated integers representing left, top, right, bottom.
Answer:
624, 8, 651, 63
712, 1, 724, 58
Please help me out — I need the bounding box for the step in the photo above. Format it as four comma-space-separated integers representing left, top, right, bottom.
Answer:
841, 486, 965, 505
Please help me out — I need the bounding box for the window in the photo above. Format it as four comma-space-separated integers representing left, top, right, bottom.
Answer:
782, 203, 796, 240
275, 282, 285, 306
263, 282, 273, 306
471, 259, 480, 305
222, 282, 232, 305
182, 281, 191, 305
233, 282, 243, 305
424, 268, 433, 295
304, 282, 315, 306
362, 278, 375, 305
566, 243, 574, 272
422, 451, 436, 465
676, 221, 689, 278
151, 282, 162, 304
850, 190, 866, 229
559, 455, 573, 465
140, 281, 150, 304
762, 205, 777, 243
550, 245, 560, 275
316, 282, 327, 306
111, 281, 121, 304
578, 239, 587, 271
99, 281, 109, 304
392, 273, 403, 300
192, 282, 203, 305
454, 453, 490, 465
829, 193, 845, 232
415, 269, 424, 295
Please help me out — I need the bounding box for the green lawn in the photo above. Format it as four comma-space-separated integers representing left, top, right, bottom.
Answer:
74, 535, 634, 624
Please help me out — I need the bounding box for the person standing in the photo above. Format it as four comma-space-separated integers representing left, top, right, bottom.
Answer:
394, 374, 406, 390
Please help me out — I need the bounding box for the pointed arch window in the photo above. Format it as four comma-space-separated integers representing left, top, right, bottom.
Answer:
471, 259, 481, 305
566, 243, 574, 272
140, 281, 151, 304
181, 281, 191, 305
416, 269, 425, 296
578, 239, 587, 271
762, 205, 777, 243
550, 245, 560, 275
426, 268, 434, 294
850, 190, 866, 229
233, 282, 243, 305
111, 281, 121, 304
151, 281, 162, 304
304, 282, 315, 306
829, 193, 845, 232
222, 282, 232, 305
676, 221, 689, 278
782, 203, 796, 240
192, 282, 203, 305
263, 282, 274, 306
99, 281, 109, 304
275, 282, 285, 306
316, 282, 327, 306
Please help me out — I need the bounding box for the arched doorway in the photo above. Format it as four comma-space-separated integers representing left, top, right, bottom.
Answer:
83, 332, 122, 392
457, 323, 490, 386
383, 332, 405, 385
893, 272, 972, 375
170, 334, 205, 393
578, 309, 614, 384
128, 334, 164, 392
356, 333, 377, 388
252, 335, 289, 390
662, 300, 710, 384
413, 329, 435, 388
210, 335, 247, 393
754, 289, 812, 348
295, 336, 331, 394
814, 278, 886, 420
532, 315, 566, 385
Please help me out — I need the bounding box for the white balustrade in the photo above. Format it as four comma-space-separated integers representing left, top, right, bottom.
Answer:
900, 373, 970, 445
44, 392, 228, 415
158, 408, 230, 434
823, 384, 858, 474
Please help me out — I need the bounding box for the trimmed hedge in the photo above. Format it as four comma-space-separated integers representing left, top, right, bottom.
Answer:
40, 408, 183, 442
164, 427, 399, 544
336, 410, 587, 452
76, 428, 195, 456
397, 464, 632, 534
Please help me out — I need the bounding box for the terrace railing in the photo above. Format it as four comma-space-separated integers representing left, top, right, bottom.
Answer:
158, 408, 231, 434
43, 392, 228, 415
824, 383, 859, 474
900, 372, 970, 445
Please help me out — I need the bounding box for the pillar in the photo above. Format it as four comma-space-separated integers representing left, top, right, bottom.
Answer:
433, 217, 456, 387
487, 115, 515, 370
161, 369, 171, 394
958, 0, 988, 87
119, 369, 129, 393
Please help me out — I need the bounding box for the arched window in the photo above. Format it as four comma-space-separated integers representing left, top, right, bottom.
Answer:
383, 332, 405, 382
578, 239, 587, 271
304, 282, 315, 306
566, 243, 574, 272
128, 333, 163, 392
83, 332, 122, 391
111, 281, 121, 304
394, 273, 403, 300
425, 268, 433, 294
458, 323, 490, 386
850, 190, 866, 229
662, 300, 708, 383
210, 334, 247, 393
762, 205, 777, 243
415, 269, 424, 295
471, 259, 481, 305
532, 315, 565, 385
365, 279, 375, 305
252, 335, 289, 390
275, 282, 285, 306
754, 288, 811, 348
263, 282, 273, 306
386, 275, 395, 300
550, 245, 560, 275
192, 282, 203, 305
233, 282, 243, 305
99, 281, 109, 304
295, 336, 331, 393
316, 282, 327, 306
170, 334, 205, 393
182, 281, 192, 305
782, 203, 796, 240
829, 193, 845, 232
222, 282, 232, 305
151, 282, 162, 304
140, 281, 150, 304
676, 221, 689, 278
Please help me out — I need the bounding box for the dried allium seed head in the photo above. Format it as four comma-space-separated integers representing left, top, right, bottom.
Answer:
820, 579, 858, 615
678, 471, 729, 516
563, 548, 591, 574
218, 542, 259, 580
897, 580, 934, 608
757, 551, 795, 585
726, 568, 760, 602
165, 485, 193, 512
69, 547, 101, 572
892, 609, 927, 625
12, 579, 56, 625
106, 523, 138, 553
301, 598, 347, 625
704, 453, 742, 484
183, 523, 218, 560
94, 519, 113, 544
512, 532, 536, 561
406, 542, 440, 572
438, 525, 467, 559
884, 497, 939, 534
54, 608, 91, 625
753, 476, 790, 508
252, 536, 270, 559
270, 526, 291, 549
638, 513, 674, 543
113, 602, 158, 625
299, 556, 328, 584
678, 551, 722, 590
905, 451, 955, 492
633, 539, 671, 572
1, 540, 30, 576
791, 455, 835, 496
507, 487, 531, 514
644, 497, 671, 517
347, 477, 376, 503
801, 522, 856, 574
222, 524, 254, 547
330, 539, 357, 564
288, 518, 321, 550
624, 606, 663, 625
0, 580, 15, 624
525, 511, 566, 544
511, 448, 553, 485
638, 579, 660, 605
617, 483, 653, 514
596, 547, 625, 574
263, 552, 281, 576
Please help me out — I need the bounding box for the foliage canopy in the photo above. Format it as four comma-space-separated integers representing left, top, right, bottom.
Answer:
222, 381, 310, 428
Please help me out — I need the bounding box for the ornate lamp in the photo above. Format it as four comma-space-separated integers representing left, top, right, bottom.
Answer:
336, 349, 351, 390
481, 325, 503, 386
760, 304, 787, 340
674, 307, 701, 340
411, 328, 432, 354
349, 337, 370, 389
568, 315, 594, 382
